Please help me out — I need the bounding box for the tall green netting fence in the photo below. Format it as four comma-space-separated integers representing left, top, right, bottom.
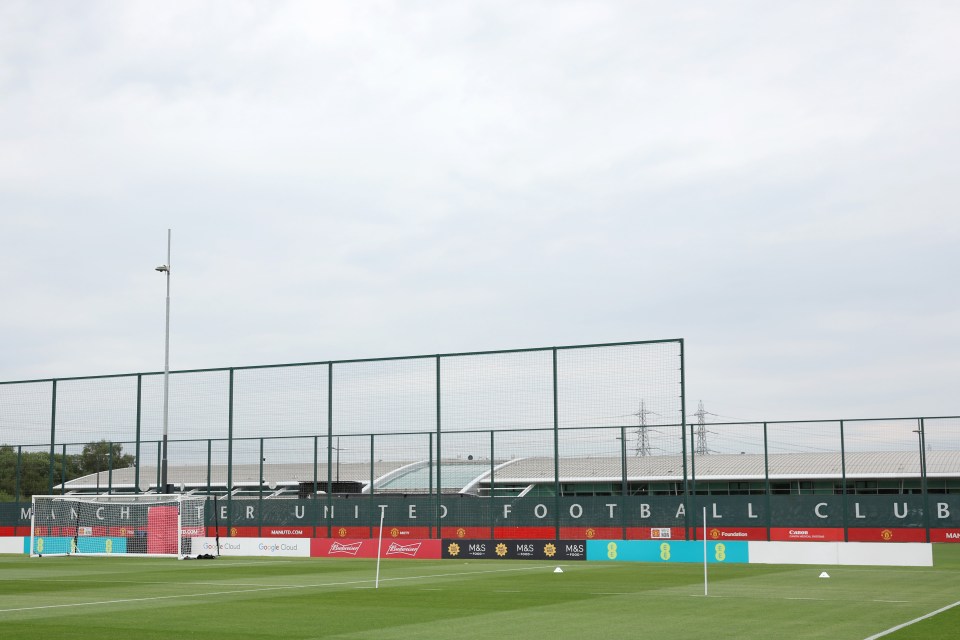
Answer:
3, 339, 959, 541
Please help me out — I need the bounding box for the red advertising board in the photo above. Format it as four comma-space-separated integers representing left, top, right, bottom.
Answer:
310, 538, 441, 559
263, 527, 310, 538
931, 529, 960, 543
846, 528, 928, 543
700, 527, 767, 541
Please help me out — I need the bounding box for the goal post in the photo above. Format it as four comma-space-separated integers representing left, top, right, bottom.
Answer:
30, 494, 207, 558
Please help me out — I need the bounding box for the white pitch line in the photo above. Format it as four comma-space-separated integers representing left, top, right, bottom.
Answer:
0, 564, 549, 615
862, 600, 960, 640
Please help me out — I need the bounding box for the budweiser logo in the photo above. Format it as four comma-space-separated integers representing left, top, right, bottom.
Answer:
328, 541, 363, 556
386, 542, 422, 557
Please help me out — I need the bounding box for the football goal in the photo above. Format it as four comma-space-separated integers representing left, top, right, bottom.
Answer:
30, 494, 207, 558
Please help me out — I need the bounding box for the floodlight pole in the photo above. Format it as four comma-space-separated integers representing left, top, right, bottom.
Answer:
156, 230, 172, 493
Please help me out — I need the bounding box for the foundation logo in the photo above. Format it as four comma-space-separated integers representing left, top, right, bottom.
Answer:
329, 541, 363, 556
710, 528, 721, 540
386, 542, 422, 557
456, 528, 466, 538
585, 528, 596, 539
495, 543, 508, 557
390, 527, 400, 538
337, 527, 347, 537
230, 527, 238, 537
543, 543, 556, 558
447, 542, 461, 557
881, 529, 894, 541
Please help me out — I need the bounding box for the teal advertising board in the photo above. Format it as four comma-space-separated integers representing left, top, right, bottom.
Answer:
26, 536, 129, 555
587, 539, 748, 564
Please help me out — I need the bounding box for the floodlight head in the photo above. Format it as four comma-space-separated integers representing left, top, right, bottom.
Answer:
155, 265, 169, 272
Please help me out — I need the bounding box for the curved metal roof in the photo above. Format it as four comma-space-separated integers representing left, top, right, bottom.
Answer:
59, 450, 958, 495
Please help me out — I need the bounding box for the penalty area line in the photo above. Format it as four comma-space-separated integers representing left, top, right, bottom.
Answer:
862, 600, 960, 640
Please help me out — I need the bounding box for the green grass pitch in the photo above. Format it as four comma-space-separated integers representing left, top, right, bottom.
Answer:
1, 547, 958, 639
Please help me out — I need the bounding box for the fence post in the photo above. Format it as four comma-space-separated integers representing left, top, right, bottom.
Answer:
135, 374, 142, 494
840, 420, 848, 542
369, 433, 375, 538
919, 418, 930, 542
490, 430, 496, 539
227, 368, 234, 536
15, 445, 22, 503
679, 339, 689, 540
428, 431, 434, 538
108, 442, 114, 494
620, 425, 627, 540
312, 434, 318, 539
206, 439, 212, 495
552, 348, 560, 541
326, 362, 333, 539
60, 443, 67, 495
681, 420, 689, 540
436, 355, 442, 539
763, 422, 771, 541
47, 379, 57, 495
258, 437, 264, 537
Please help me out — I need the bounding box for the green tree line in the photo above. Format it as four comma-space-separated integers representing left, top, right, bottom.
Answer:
0, 440, 135, 502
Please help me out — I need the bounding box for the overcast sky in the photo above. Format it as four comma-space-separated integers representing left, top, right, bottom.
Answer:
1, 1, 958, 424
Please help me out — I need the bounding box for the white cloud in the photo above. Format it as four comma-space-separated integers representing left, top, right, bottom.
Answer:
0, 0, 957, 426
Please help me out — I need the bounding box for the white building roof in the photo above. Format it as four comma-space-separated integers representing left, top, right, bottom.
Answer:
60, 450, 957, 494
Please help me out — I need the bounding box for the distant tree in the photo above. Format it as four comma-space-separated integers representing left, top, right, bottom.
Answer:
0, 446, 60, 500
78, 440, 135, 477
0, 441, 136, 500
0, 445, 15, 501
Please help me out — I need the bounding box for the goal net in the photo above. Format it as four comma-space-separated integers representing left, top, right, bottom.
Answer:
30, 494, 207, 558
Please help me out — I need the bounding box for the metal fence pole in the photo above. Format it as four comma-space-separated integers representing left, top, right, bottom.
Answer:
135, 374, 142, 494
620, 425, 628, 539
552, 348, 560, 541
763, 422, 771, 541
206, 439, 212, 495
258, 437, 264, 537
108, 443, 113, 494
369, 433, 375, 538
679, 339, 689, 540
47, 380, 57, 495
227, 368, 234, 535
60, 443, 67, 495
840, 420, 848, 542
919, 418, 930, 542
490, 430, 496, 538
436, 355, 442, 539
15, 445, 22, 503
326, 362, 333, 539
